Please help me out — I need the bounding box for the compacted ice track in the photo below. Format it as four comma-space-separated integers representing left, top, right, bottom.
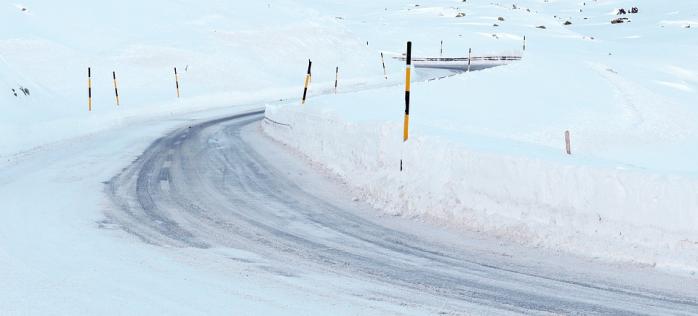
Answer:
106, 110, 698, 314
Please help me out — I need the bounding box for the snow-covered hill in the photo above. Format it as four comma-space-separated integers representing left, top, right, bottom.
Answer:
264, 0, 698, 271
0, 0, 387, 155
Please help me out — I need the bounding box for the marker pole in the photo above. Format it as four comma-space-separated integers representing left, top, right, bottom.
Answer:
113, 71, 120, 106
381, 52, 388, 80
440, 40, 443, 57
88, 67, 92, 112
302, 59, 312, 104
523, 35, 526, 51
334, 66, 339, 94
174, 67, 180, 98
401, 41, 412, 171
565, 130, 572, 155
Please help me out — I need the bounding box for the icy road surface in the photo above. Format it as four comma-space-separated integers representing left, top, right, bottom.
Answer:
105, 110, 698, 315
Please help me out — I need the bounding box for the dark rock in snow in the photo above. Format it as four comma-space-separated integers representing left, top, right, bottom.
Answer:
611, 17, 630, 24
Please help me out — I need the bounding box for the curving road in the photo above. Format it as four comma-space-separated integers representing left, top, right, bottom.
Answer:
105, 110, 698, 315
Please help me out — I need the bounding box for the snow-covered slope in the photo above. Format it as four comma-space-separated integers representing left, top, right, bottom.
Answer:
264, 0, 698, 271
0, 0, 388, 156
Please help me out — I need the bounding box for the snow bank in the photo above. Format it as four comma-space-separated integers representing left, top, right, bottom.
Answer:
263, 102, 698, 271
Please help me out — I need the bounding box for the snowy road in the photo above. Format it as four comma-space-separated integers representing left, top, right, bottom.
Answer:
105, 110, 698, 315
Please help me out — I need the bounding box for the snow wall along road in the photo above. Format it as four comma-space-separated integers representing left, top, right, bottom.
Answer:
263, 100, 698, 274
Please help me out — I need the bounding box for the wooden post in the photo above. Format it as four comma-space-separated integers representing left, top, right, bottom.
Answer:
565, 130, 572, 155
302, 59, 312, 104
334, 66, 338, 94
381, 52, 388, 80
113, 71, 120, 106
174, 67, 180, 98
88, 67, 92, 112
401, 41, 412, 171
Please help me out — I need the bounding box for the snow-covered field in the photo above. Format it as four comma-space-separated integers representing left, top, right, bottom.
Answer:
0, 0, 390, 156
264, 0, 698, 272
2, 0, 698, 314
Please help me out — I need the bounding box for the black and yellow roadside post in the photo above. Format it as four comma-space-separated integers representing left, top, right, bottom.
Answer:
174, 67, 180, 98
113, 71, 120, 106
334, 66, 339, 94
400, 41, 412, 172
88, 67, 92, 112
381, 52, 388, 80
302, 59, 312, 104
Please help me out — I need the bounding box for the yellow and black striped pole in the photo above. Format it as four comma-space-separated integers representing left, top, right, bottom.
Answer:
113, 71, 120, 106
174, 67, 180, 98
334, 66, 338, 94
381, 52, 387, 80
401, 41, 412, 171
301, 59, 312, 104
88, 67, 92, 112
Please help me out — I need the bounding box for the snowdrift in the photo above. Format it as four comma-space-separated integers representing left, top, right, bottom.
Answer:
264, 105, 698, 271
